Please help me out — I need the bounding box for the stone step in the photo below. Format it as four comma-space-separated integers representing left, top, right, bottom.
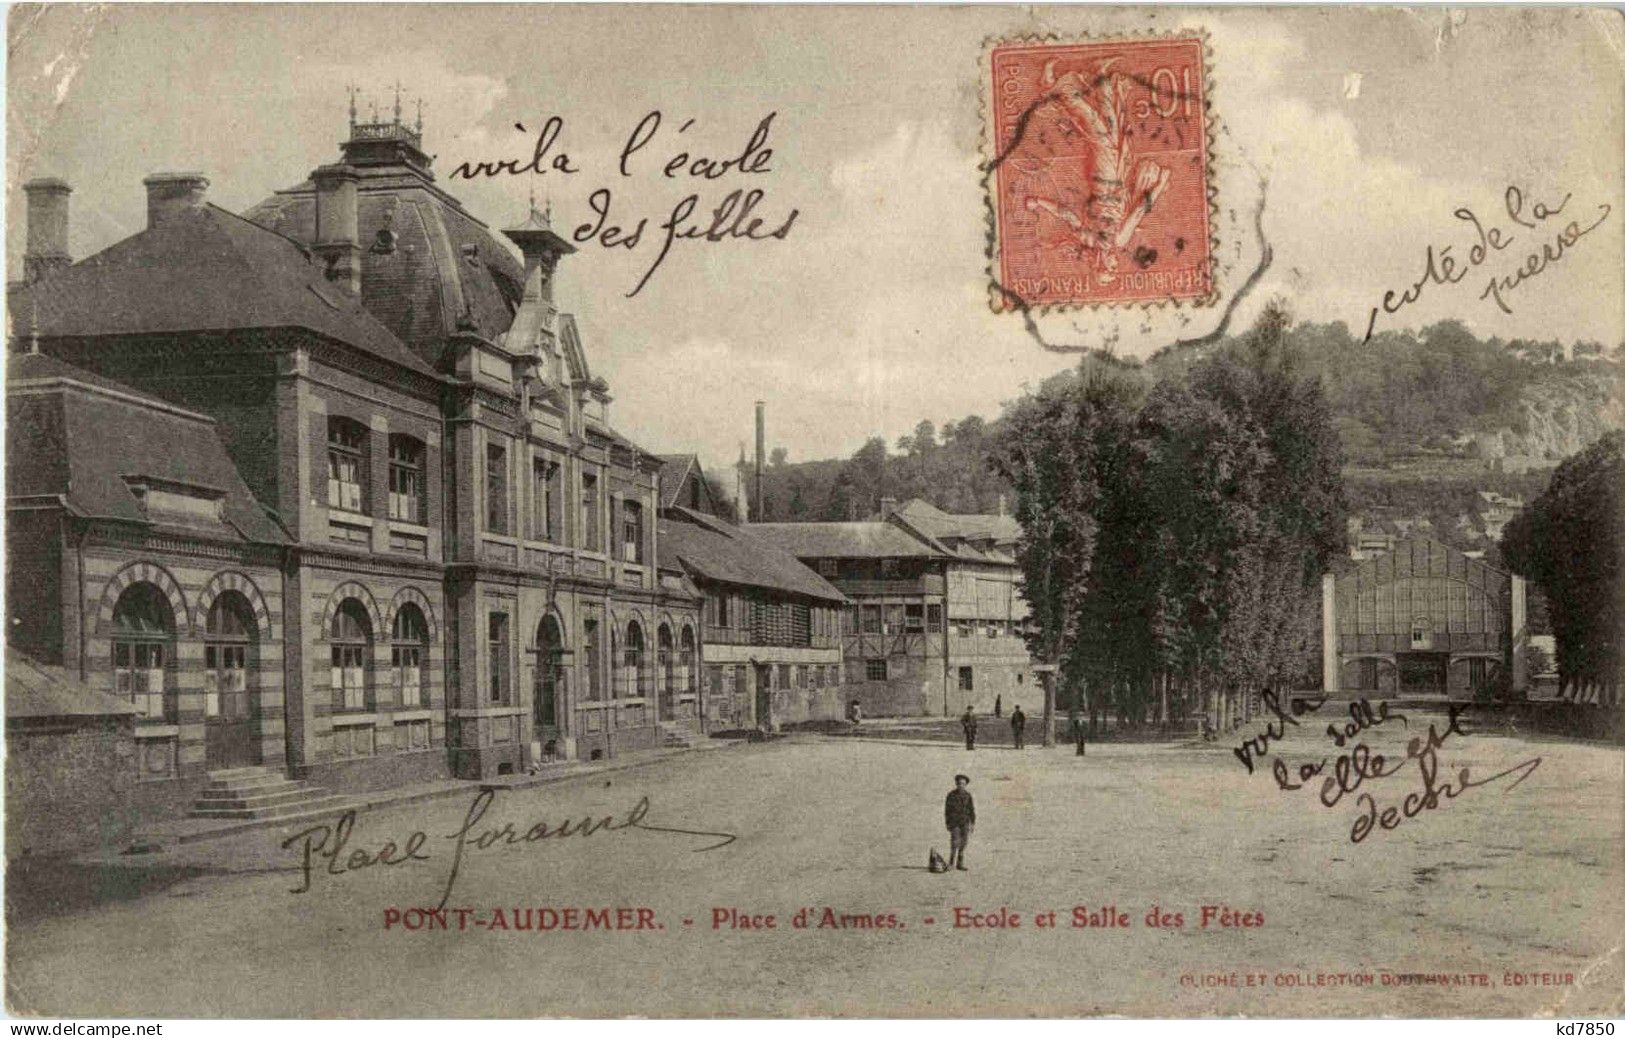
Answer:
205, 766, 279, 782
206, 773, 298, 793
189, 793, 353, 821
192, 784, 322, 811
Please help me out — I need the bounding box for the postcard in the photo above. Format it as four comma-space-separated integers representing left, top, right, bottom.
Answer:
4, 3, 1621, 1020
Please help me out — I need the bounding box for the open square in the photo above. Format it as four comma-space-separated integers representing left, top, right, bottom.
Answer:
7, 720, 1620, 1017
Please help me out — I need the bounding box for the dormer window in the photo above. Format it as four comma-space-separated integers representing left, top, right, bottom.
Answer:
123, 476, 226, 526
461, 242, 480, 267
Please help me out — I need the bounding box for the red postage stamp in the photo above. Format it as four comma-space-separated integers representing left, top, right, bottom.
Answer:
985, 34, 1215, 312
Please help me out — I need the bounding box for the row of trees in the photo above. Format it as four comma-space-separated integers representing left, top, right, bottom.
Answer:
990, 304, 1347, 733
1501, 432, 1624, 706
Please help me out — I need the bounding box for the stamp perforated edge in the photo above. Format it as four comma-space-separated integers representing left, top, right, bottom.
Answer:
980, 28, 1221, 315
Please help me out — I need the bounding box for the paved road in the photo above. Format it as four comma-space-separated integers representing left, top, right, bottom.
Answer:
6, 715, 1621, 1017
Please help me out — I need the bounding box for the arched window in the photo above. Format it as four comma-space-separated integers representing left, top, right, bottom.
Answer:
657, 624, 674, 698
327, 417, 370, 515
623, 621, 645, 699
388, 435, 426, 523
205, 591, 256, 720
535, 615, 564, 728
330, 599, 372, 712
680, 626, 697, 695
112, 583, 174, 719
392, 604, 428, 708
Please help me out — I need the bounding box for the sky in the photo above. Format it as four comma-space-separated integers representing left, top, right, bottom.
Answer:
7, 5, 1623, 478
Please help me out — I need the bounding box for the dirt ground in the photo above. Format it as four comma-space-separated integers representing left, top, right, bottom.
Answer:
6, 708, 1621, 1018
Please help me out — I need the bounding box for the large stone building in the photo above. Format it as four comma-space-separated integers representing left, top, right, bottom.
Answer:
656, 455, 847, 730
7, 109, 701, 821
1322, 537, 1528, 699
752, 498, 1038, 716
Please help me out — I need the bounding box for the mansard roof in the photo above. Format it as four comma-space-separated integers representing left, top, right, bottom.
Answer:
245, 158, 526, 369
7, 353, 288, 545
10, 203, 432, 377
660, 507, 847, 603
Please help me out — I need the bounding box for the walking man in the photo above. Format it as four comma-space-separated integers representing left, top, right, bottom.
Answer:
961, 706, 978, 750
1010, 704, 1026, 749
944, 774, 975, 871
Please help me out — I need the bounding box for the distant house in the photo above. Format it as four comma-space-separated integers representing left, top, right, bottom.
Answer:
6, 649, 140, 858
655, 454, 846, 729
752, 498, 1038, 716
659, 506, 847, 729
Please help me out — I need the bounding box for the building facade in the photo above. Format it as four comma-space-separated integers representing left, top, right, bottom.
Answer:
751, 498, 1038, 716
7, 111, 701, 821
1322, 537, 1528, 699
657, 457, 847, 729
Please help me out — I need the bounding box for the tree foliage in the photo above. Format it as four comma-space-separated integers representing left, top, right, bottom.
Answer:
990, 303, 1347, 731
1501, 432, 1624, 704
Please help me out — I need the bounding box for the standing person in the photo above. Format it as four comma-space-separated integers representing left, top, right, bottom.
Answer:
944, 774, 975, 871
1010, 704, 1027, 749
994, 694, 1002, 718
961, 706, 978, 750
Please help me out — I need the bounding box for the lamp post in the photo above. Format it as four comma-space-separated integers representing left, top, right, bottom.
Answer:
1034, 662, 1058, 748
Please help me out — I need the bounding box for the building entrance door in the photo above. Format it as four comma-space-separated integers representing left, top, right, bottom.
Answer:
205, 685, 258, 768
535, 616, 564, 751
754, 663, 772, 728
204, 593, 259, 769
1398, 653, 1447, 695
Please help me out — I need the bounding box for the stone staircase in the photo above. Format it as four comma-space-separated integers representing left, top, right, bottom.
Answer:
657, 721, 703, 750
188, 766, 350, 821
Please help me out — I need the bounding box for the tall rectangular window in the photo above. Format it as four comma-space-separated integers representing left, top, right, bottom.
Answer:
388, 436, 425, 523
905, 604, 924, 632
958, 666, 974, 691
531, 457, 561, 542
622, 500, 644, 563
926, 603, 944, 632
327, 417, 368, 515
580, 472, 601, 552
485, 443, 509, 534
860, 604, 881, 634
709, 591, 731, 628
488, 613, 510, 703
584, 617, 602, 700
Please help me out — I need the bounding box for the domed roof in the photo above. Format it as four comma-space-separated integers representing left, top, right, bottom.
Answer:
244, 120, 525, 370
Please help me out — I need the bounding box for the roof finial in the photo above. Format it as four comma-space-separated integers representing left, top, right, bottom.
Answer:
28, 294, 40, 355
347, 84, 358, 133
393, 80, 402, 126
369, 96, 378, 123
415, 97, 423, 135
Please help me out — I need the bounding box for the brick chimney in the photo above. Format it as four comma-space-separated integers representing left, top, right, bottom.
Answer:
311, 163, 361, 296
143, 172, 209, 228
22, 178, 72, 282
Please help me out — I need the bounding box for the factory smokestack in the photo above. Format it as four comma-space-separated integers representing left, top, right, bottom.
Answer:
754, 400, 765, 522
